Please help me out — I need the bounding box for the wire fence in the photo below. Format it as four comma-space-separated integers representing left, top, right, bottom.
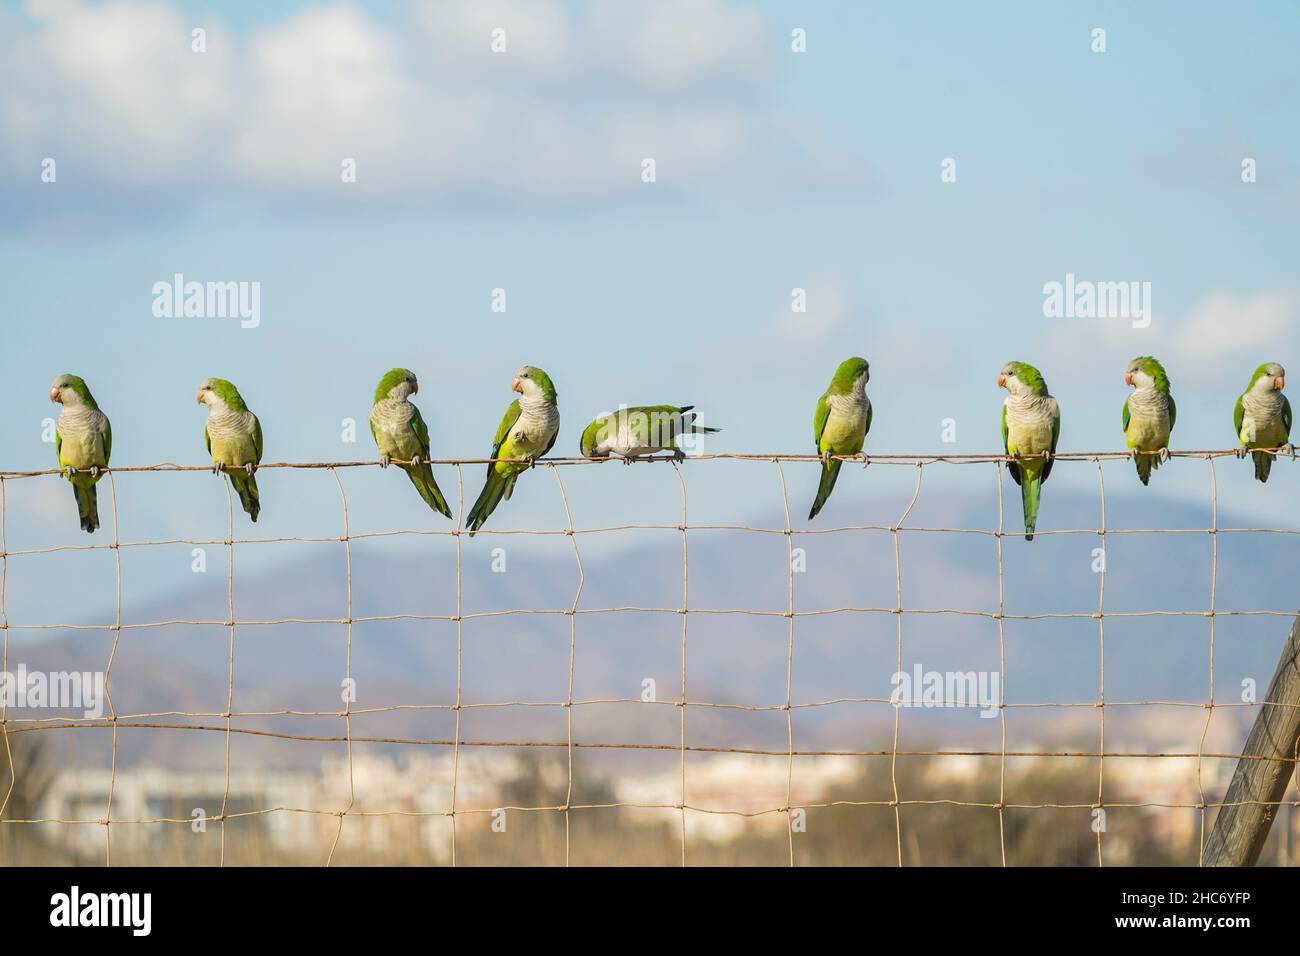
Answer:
0, 449, 1297, 866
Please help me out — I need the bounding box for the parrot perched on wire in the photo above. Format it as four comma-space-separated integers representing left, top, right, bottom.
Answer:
808, 356, 871, 520
369, 368, 452, 518
998, 361, 1060, 541
579, 405, 719, 462
197, 377, 263, 522
1234, 362, 1293, 482
465, 366, 559, 536
1122, 355, 1175, 486
50, 374, 112, 533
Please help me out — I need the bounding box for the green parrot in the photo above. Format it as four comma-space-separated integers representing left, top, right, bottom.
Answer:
197, 377, 263, 522
808, 356, 871, 520
998, 361, 1060, 541
465, 366, 559, 536
369, 368, 452, 518
1234, 362, 1292, 482
1122, 355, 1176, 486
579, 405, 719, 463
50, 374, 112, 533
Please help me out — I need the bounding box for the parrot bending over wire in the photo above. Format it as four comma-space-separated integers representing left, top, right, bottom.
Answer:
465, 366, 559, 536
1122, 355, 1175, 486
1233, 362, 1292, 482
369, 368, 452, 518
197, 377, 263, 522
50, 374, 112, 533
579, 405, 719, 462
808, 356, 871, 520
998, 361, 1060, 541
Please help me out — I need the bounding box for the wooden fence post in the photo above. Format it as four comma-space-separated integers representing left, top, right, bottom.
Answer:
1203, 611, 1300, 866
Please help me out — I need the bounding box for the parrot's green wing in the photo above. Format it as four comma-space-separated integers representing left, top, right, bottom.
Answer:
204, 423, 212, 457
1041, 407, 1061, 482
252, 415, 264, 463
489, 400, 523, 475
410, 404, 432, 457
1121, 396, 1130, 433
1168, 394, 1176, 432
102, 417, 112, 464
54, 425, 63, 463
1283, 396, 1293, 437
1233, 394, 1245, 441
812, 393, 831, 452
865, 400, 873, 436
1002, 404, 1021, 486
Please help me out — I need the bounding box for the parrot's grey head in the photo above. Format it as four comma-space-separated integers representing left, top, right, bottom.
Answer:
50, 374, 92, 406
196, 378, 247, 412
511, 366, 556, 401
997, 361, 1048, 397
579, 417, 608, 458
830, 356, 870, 393
1250, 362, 1285, 393
375, 368, 417, 403
1124, 356, 1169, 392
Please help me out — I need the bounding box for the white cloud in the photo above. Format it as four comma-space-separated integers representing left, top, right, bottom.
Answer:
0, 0, 859, 213
1175, 290, 1299, 365
1042, 288, 1300, 383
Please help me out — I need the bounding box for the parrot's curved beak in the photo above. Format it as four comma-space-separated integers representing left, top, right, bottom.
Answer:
49, 387, 61, 403
996, 374, 1007, 389
511, 378, 523, 394
410, 381, 418, 395
196, 389, 206, 405
1124, 372, 1134, 386
1276, 376, 1286, 390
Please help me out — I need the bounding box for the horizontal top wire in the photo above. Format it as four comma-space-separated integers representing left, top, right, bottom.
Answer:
0, 447, 1292, 479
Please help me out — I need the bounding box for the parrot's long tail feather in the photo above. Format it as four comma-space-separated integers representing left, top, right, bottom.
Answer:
73, 481, 99, 534
808, 459, 842, 520
466, 471, 508, 536
1134, 451, 1155, 486
405, 464, 452, 519
1252, 450, 1273, 483
229, 470, 260, 522
679, 409, 720, 435
1021, 474, 1040, 541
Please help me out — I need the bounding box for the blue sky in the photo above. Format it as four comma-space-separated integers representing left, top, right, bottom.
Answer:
1, 0, 1298, 571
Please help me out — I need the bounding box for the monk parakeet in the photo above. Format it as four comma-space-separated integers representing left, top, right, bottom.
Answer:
1234, 362, 1292, 482
1122, 355, 1175, 486
808, 357, 871, 520
369, 368, 452, 518
465, 366, 559, 536
999, 361, 1060, 542
197, 377, 263, 522
50, 374, 112, 533
579, 405, 719, 463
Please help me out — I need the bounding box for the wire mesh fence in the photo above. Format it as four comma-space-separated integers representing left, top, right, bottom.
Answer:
0, 450, 1297, 866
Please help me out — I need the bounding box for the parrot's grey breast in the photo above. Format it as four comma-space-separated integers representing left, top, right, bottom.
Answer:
828, 391, 869, 422
517, 396, 560, 444
370, 399, 414, 434
1005, 394, 1056, 427
58, 406, 107, 438
58, 407, 109, 463
206, 408, 256, 440
1127, 387, 1170, 424
1242, 390, 1284, 425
